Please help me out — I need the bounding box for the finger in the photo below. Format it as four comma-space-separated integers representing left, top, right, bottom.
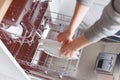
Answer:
61, 40, 69, 47
57, 39, 65, 46
60, 41, 64, 45
60, 48, 65, 56
64, 50, 71, 58
57, 36, 62, 42
57, 38, 62, 42
66, 53, 71, 58
60, 51, 65, 56
57, 33, 62, 39
69, 53, 73, 58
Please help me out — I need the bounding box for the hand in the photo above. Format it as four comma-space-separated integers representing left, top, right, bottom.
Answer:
60, 33, 89, 58
57, 30, 74, 45
60, 40, 79, 58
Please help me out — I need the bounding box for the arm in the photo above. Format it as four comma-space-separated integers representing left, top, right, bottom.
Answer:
57, 0, 92, 45
68, 0, 95, 34
60, 0, 120, 58
84, 0, 120, 43
60, 33, 90, 57
67, 1, 90, 35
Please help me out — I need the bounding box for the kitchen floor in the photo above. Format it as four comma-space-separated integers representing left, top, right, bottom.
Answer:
75, 41, 120, 80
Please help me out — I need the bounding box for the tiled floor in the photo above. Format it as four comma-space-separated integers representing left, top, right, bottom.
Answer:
75, 42, 120, 80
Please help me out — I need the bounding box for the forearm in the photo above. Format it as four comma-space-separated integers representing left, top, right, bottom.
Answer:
67, 1, 90, 35
84, 0, 120, 43
72, 0, 120, 51
71, 33, 90, 51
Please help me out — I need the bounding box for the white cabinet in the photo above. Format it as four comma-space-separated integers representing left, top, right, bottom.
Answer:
0, 40, 30, 80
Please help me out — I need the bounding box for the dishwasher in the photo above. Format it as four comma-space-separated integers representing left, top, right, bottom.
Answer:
0, 0, 83, 80
15, 12, 82, 80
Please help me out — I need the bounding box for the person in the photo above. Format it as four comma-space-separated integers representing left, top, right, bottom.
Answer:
57, 0, 120, 58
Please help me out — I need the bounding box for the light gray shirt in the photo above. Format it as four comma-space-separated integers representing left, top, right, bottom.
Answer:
77, 0, 94, 6
77, 0, 120, 42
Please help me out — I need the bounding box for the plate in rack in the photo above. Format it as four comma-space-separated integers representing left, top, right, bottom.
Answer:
39, 39, 79, 60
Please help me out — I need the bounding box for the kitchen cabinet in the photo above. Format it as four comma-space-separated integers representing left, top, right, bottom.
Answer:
0, 0, 12, 22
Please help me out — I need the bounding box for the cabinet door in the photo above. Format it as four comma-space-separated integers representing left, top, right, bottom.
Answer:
0, 0, 12, 22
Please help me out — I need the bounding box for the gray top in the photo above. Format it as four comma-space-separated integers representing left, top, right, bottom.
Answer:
77, 0, 120, 42
77, 0, 95, 6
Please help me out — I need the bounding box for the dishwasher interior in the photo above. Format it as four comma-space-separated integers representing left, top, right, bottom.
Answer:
0, 0, 83, 79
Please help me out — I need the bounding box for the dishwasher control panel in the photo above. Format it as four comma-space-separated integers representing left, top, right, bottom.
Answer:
95, 53, 117, 74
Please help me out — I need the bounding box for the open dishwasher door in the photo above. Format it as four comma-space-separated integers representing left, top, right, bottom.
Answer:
0, 40, 30, 80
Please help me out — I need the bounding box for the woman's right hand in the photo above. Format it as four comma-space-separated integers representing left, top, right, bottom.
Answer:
57, 30, 74, 45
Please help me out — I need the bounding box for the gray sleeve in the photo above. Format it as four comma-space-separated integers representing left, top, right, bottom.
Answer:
84, 0, 120, 43
77, 0, 95, 6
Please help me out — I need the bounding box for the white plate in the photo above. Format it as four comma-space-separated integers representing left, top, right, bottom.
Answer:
39, 39, 79, 59
2, 24, 23, 39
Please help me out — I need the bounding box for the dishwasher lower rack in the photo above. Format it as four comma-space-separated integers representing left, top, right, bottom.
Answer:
16, 47, 82, 79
